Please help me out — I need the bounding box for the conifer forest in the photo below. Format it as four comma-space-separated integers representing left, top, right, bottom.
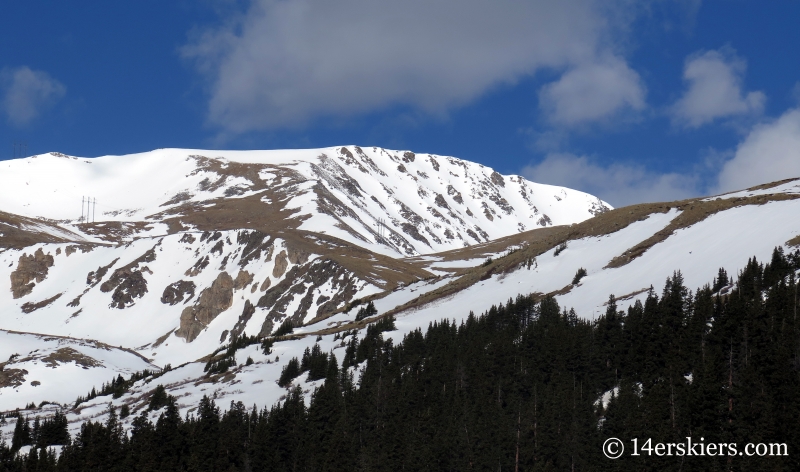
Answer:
2, 248, 799, 471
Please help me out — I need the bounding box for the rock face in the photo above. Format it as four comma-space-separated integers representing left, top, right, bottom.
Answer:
229, 300, 256, 341
100, 249, 156, 309
176, 272, 234, 342
272, 250, 288, 278
160, 281, 196, 305
87, 258, 119, 286
10, 248, 54, 299
257, 259, 360, 336
233, 270, 254, 290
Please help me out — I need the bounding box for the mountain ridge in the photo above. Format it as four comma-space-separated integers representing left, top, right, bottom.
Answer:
0, 146, 611, 256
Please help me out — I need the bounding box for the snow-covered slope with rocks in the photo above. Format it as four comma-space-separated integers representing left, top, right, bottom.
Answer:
2, 147, 798, 444
0, 147, 610, 256
0, 146, 610, 421
0, 330, 156, 412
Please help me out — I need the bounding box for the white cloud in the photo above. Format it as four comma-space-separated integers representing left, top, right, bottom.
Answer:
538, 56, 646, 126
183, 0, 632, 133
670, 48, 765, 128
1, 66, 65, 126
525, 107, 800, 204
522, 153, 699, 207
715, 108, 800, 193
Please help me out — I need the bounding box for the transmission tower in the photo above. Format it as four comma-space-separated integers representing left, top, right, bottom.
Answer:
12, 141, 28, 159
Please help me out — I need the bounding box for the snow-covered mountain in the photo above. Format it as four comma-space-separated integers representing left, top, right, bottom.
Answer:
0, 146, 608, 413
0, 147, 609, 255
1, 146, 799, 441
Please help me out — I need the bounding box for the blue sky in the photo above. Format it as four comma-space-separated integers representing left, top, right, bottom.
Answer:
2, 1, 799, 206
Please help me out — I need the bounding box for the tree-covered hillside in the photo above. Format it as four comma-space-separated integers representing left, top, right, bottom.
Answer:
3, 248, 799, 471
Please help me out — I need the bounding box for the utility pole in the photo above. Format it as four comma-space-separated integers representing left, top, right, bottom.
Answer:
81, 196, 84, 222
12, 141, 28, 159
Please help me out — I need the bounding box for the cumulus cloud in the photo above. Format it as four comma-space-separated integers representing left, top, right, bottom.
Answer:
522, 153, 699, 207
670, 48, 765, 128
538, 56, 646, 126
1, 66, 65, 126
183, 0, 632, 133
715, 108, 800, 193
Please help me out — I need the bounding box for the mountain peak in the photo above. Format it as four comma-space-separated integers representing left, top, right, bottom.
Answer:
0, 146, 611, 256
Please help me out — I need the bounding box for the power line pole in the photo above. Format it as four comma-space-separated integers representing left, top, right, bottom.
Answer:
12, 141, 28, 159
377, 217, 386, 241
81, 196, 84, 222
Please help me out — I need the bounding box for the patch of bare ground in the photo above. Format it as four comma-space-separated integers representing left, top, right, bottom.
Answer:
0, 368, 28, 388
86, 258, 120, 287
41, 347, 102, 369
604, 287, 652, 305
188, 155, 281, 192
265, 234, 434, 327
65, 244, 96, 256
149, 159, 309, 234
0, 211, 82, 249
161, 280, 196, 305
76, 221, 154, 244
289, 231, 432, 289
21, 293, 62, 313
736, 177, 799, 193
151, 329, 175, 349
787, 235, 800, 247
404, 226, 564, 275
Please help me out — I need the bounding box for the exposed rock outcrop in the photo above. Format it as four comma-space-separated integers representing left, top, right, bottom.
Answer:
236, 230, 273, 267
259, 277, 272, 291
100, 249, 156, 309
185, 255, 209, 277
230, 300, 256, 340
87, 258, 119, 286
233, 270, 254, 290
42, 347, 102, 369
176, 272, 234, 342
272, 250, 288, 278
10, 248, 54, 299
160, 280, 196, 305
21, 293, 62, 313
257, 259, 360, 336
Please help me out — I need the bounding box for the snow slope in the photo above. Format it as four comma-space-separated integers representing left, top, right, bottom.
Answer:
1, 148, 798, 440
0, 330, 156, 412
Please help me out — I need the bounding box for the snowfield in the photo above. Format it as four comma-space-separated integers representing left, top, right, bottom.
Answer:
0, 330, 156, 412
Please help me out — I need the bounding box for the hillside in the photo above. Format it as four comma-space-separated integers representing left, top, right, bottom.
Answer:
0, 146, 608, 413
0, 148, 798, 449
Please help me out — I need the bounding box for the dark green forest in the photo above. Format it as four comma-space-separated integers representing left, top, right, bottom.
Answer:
2, 248, 800, 471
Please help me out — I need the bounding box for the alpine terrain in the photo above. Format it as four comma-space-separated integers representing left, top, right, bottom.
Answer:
0, 146, 799, 470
